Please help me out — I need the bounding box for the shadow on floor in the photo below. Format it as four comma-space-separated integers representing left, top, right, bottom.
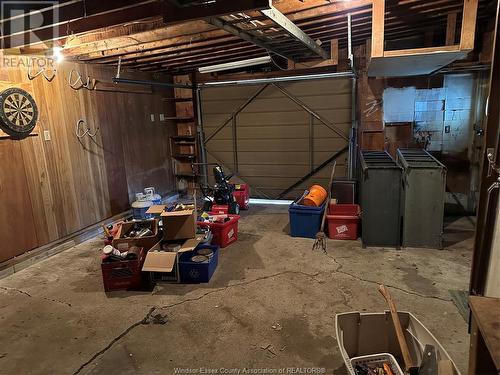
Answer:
443, 215, 476, 247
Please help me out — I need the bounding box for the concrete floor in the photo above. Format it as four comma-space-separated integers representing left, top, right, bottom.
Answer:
0, 205, 475, 375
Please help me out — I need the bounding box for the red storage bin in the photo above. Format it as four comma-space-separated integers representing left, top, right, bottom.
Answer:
232, 183, 249, 209
326, 204, 361, 240
101, 248, 146, 292
211, 204, 229, 214
198, 214, 240, 248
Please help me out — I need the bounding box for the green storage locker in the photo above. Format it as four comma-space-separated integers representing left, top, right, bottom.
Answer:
396, 149, 447, 249
359, 151, 402, 248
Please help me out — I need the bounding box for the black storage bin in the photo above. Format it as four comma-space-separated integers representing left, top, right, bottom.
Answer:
359, 151, 402, 248
331, 179, 357, 204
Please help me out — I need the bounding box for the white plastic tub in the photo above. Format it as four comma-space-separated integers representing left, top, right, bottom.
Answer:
335, 311, 460, 375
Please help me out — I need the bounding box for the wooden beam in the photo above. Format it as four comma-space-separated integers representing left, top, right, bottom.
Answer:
446, 12, 458, 45
331, 39, 339, 65
207, 16, 292, 60
286, 38, 338, 70
164, 0, 271, 25
460, 0, 479, 51
371, 0, 385, 58
62, 0, 373, 58
260, 5, 329, 59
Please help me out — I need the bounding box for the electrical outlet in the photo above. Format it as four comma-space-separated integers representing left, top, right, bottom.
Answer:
43, 130, 51, 141
445, 125, 450, 134
150, 114, 155, 122
159, 113, 165, 121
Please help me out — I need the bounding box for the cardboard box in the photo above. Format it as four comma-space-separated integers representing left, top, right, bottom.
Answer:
142, 235, 204, 283
161, 208, 197, 240
112, 219, 159, 250
146, 205, 165, 217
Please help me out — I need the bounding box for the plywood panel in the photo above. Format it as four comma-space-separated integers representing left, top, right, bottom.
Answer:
0, 140, 38, 262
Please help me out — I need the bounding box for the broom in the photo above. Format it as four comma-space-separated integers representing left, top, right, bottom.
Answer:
312, 161, 336, 253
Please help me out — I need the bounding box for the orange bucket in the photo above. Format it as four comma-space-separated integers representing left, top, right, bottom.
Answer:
302, 185, 327, 207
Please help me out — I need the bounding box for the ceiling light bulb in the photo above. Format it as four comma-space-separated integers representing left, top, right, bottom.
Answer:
53, 47, 64, 63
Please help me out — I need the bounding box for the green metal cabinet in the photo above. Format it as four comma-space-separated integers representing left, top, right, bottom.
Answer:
396, 149, 447, 249
359, 151, 402, 248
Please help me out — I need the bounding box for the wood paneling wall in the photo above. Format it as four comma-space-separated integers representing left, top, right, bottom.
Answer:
0, 57, 175, 262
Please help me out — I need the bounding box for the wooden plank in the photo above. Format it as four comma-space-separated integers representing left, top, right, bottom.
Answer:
0, 140, 39, 262
371, 0, 385, 58
446, 12, 458, 45
469, 296, 500, 372
459, 0, 479, 51
164, 0, 271, 25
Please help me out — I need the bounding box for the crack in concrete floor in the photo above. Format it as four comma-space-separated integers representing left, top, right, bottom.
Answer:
0, 286, 73, 307
71, 259, 453, 375
325, 253, 453, 303
72, 270, 326, 375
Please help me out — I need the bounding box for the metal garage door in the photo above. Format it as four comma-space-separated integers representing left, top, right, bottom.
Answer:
200, 77, 353, 199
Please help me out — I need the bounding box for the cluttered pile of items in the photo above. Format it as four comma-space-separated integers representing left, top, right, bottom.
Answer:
99, 183, 247, 292
288, 149, 446, 252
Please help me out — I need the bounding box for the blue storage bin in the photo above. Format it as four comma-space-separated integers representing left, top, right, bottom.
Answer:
179, 244, 219, 283
289, 201, 326, 238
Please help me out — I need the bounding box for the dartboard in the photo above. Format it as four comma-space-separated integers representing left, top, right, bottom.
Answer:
0, 88, 38, 139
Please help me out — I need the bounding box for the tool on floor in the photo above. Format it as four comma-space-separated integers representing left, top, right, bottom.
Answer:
378, 285, 419, 375
312, 161, 336, 253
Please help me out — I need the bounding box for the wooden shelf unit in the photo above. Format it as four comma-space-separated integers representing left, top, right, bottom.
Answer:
170, 74, 198, 194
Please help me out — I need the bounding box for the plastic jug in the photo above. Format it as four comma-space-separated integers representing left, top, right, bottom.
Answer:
131, 193, 153, 220
144, 187, 162, 205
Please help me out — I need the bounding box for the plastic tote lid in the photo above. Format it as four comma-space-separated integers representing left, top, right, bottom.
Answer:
132, 193, 153, 208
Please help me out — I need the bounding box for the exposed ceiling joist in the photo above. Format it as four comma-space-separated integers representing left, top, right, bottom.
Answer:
260, 5, 329, 59
164, 0, 272, 25
207, 16, 290, 60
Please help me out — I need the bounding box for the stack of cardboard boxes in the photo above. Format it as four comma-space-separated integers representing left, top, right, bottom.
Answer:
141, 204, 217, 283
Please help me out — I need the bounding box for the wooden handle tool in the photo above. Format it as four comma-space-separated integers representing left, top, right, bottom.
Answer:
378, 285, 417, 374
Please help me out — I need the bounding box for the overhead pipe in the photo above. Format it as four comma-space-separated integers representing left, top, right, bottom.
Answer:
198, 71, 354, 87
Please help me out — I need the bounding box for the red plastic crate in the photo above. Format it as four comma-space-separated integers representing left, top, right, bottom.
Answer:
197, 214, 240, 248
101, 248, 146, 292
326, 204, 361, 240
232, 183, 249, 209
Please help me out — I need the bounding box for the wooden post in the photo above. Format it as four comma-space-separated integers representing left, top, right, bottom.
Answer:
371, 0, 385, 58
331, 39, 339, 65
460, 0, 479, 51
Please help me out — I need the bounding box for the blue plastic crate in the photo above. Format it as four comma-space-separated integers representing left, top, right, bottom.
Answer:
289, 201, 326, 239
178, 244, 219, 283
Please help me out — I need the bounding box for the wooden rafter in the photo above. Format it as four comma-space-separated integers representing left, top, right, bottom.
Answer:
1, 0, 489, 74
164, 0, 272, 25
